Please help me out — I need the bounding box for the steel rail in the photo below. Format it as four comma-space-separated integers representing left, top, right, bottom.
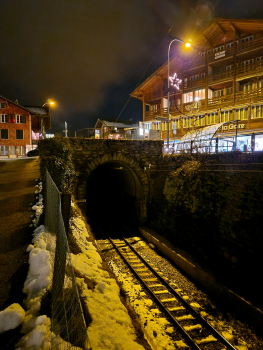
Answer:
109, 237, 201, 350
110, 237, 237, 350
124, 238, 237, 350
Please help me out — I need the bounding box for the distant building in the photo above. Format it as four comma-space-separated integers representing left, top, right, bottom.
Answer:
0, 95, 51, 157
94, 119, 138, 140
131, 18, 263, 153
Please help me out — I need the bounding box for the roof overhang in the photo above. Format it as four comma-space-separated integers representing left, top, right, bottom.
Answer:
176, 121, 237, 150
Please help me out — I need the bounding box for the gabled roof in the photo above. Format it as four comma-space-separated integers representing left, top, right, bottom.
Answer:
95, 119, 137, 129
131, 18, 263, 98
23, 106, 49, 116
0, 94, 49, 116
199, 18, 263, 47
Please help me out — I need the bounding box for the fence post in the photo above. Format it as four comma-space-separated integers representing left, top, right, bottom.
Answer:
61, 193, 71, 237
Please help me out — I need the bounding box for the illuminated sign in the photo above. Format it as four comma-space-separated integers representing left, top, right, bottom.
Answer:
169, 73, 182, 90
220, 124, 246, 131
95, 129, 100, 139
215, 51, 225, 59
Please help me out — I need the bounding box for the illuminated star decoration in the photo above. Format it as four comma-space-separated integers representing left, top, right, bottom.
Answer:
169, 73, 182, 90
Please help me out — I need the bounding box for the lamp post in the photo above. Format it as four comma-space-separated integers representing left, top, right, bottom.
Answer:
167, 39, 191, 149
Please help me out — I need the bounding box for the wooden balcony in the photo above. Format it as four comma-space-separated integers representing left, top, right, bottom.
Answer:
144, 87, 263, 122
183, 37, 263, 70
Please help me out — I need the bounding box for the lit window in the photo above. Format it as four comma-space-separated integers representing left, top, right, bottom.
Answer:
195, 89, 205, 100
207, 112, 218, 125
236, 107, 248, 120
251, 105, 263, 119
183, 92, 193, 103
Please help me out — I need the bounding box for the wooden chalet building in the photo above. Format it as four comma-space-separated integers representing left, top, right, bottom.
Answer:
0, 95, 51, 157
94, 119, 138, 140
131, 18, 263, 152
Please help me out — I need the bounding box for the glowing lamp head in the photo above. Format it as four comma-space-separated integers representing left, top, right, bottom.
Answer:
185, 39, 192, 48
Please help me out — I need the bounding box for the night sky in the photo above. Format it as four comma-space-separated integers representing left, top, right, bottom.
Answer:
1, 0, 263, 136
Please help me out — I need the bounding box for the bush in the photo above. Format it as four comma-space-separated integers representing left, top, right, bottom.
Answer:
38, 135, 76, 192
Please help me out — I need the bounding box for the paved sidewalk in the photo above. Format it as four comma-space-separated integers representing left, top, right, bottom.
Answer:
0, 158, 39, 312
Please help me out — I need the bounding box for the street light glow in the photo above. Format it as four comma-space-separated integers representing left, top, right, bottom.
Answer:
185, 39, 192, 48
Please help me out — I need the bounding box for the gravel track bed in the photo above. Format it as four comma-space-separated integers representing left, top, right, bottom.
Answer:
97, 237, 263, 350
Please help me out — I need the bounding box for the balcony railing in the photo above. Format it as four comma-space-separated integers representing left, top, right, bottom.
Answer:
144, 87, 263, 121
183, 37, 263, 70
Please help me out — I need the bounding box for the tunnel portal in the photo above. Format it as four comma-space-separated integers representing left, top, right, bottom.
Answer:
86, 161, 144, 228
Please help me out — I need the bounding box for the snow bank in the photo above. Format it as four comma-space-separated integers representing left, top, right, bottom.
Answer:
70, 203, 145, 350
23, 225, 54, 309
31, 191, 44, 228
0, 303, 25, 334
16, 181, 55, 350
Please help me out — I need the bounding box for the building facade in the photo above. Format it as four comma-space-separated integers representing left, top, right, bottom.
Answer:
0, 95, 51, 157
94, 119, 138, 140
131, 18, 263, 152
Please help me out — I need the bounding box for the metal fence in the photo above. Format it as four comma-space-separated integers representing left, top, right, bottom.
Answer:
45, 169, 91, 350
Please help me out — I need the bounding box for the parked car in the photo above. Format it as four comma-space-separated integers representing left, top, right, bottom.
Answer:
27, 148, 39, 157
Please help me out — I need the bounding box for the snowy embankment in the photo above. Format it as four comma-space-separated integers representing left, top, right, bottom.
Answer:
70, 203, 146, 350
16, 182, 54, 349
0, 181, 53, 349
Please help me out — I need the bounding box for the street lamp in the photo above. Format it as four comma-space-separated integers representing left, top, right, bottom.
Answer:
167, 39, 191, 149
42, 100, 55, 107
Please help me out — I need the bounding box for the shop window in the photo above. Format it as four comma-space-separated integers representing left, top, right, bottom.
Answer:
9, 146, 15, 155
0, 146, 8, 156
16, 115, 26, 123
183, 92, 193, 103
0, 102, 5, 109
255, 135, 263, 151
1, 129, 8, 139
16, 130, 24, 140
237, 136, 252, 152
251, 105, 263, 119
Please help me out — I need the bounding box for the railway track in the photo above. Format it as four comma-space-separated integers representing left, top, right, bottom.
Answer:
109, 237, 237, 350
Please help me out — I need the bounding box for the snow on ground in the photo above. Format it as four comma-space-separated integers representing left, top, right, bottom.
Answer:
16, 182, 56, 350
0, 304, 25, 334
70, 203, 145, 350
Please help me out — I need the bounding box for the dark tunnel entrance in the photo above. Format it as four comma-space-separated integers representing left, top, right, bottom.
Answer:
86, 162, 144, 235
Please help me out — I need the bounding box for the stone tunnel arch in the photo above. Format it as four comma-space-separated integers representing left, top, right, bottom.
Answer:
77, 153, 150, 224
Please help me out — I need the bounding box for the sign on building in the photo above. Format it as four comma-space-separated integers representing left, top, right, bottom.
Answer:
215, 51, 225, 59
